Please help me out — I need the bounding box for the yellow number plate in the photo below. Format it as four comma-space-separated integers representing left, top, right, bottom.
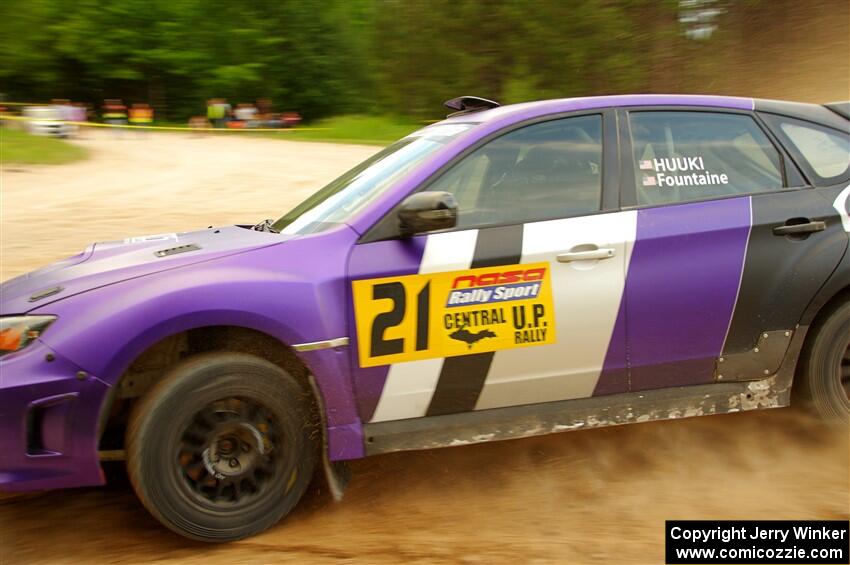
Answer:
352, 262, 556, 367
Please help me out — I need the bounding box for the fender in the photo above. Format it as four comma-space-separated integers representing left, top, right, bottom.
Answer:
28, 225, 363, 435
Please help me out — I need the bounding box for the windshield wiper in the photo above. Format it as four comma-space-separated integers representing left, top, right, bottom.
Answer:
252, 219, 280, 233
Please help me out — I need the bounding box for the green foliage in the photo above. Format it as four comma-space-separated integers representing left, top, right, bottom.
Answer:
0, 0, 681, 121
0, 127, 88, 165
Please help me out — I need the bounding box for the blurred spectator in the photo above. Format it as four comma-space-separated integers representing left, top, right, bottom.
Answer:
51, 99, 74, 122
233, 103, 258, 127
281, 111, 302, 128
129, 103, 154, 126
102, 99, 128, 137
49, 99, 79, 137
188, 115, 209, 136
84, 102, 96, 123
70, 102, 87, 124
265, 113, 284, 128
68, 102, 88, 138
206, 98, 231, 128
257, 97, 272, 116
129, 103, 154, 137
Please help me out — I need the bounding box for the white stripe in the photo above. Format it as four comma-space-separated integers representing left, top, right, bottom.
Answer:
369, 358, 445, 422
833, 184, 850, 233
475, 211, 638, 410
418, 229, 479, 274
369, 230, 478, 422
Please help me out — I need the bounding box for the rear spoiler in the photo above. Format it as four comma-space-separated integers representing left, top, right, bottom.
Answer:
444, 96, 500, 117
825, 101, 850, 120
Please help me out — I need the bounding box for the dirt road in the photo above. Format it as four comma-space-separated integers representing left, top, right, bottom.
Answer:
0, 130, 378, 281
1, 131, 848, 564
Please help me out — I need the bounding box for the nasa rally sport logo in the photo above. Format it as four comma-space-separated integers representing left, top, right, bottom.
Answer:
447, 267, 546, 306
446, 267, 548, 349
351, 262, 557, 367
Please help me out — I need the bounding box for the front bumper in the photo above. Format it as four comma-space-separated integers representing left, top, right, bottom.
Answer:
0, 340, 109, 492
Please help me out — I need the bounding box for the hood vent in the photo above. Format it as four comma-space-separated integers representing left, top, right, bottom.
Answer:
154, 243, 201, 258
29, 286, 64, 302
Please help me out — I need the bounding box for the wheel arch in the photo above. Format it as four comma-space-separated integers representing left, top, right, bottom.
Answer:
791, 281, 850, 400
97, 324, 323, 452
805, 285, 850, 331
797, 284, 850, 369
96, 309, 305, 386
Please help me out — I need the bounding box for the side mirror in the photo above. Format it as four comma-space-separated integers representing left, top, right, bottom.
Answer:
398, 191, 458, 236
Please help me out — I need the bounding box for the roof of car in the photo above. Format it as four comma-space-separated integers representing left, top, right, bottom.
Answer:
437, 93, 846, 131
440, 94, 754, 124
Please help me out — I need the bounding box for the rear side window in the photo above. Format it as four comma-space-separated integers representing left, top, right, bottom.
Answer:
776, 117, 849, 182
629, 111, 784, 206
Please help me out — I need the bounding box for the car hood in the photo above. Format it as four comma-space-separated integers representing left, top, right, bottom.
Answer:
0, 226, 290, 314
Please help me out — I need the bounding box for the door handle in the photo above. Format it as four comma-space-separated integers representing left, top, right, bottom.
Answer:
557, 247, 616, 263
772, 220, 826, 236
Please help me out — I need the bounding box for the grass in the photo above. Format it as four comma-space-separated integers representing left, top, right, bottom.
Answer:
0, 127, 88, 165
110, 114, 421, 145
262, 115, 423, 145
0, 115, 423, 156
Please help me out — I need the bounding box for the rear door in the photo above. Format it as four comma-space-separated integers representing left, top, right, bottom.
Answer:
617, 108, 847, 390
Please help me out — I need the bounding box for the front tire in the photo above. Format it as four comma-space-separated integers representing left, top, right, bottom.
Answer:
126, 352, 317, 541
798, 301, 850, 424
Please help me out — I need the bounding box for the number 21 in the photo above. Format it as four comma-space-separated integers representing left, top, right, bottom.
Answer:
369, 281, 430, 357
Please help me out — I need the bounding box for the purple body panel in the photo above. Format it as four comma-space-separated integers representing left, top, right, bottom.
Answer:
0, 94, 758, 491
1, 225, 366, 487
0, 341, 109, 491
596, 197, 752, 393
346, 237, 427, 422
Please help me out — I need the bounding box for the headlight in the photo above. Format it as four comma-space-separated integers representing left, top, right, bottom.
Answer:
0, 316, 57, 357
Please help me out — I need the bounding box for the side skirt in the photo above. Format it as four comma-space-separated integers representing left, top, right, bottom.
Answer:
363, 326, 807, 456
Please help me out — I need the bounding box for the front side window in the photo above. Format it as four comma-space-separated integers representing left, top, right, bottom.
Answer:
425, 115, 603, 229
629, 111, 784, 206
273, 123, 473, 235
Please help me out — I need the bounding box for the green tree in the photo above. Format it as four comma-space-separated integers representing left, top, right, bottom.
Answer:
0, 0, 690, 121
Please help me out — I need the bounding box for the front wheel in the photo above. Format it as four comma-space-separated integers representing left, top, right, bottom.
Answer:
798, 301, 850, 424
126, 352, 318, 541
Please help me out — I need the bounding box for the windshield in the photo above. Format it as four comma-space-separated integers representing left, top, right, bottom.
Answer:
272, 123, 474, 234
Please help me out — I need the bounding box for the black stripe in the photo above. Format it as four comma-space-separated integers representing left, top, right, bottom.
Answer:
467, 223, 525, 269
426, 224, 524, 416
722, 190, 846, 357
415, 281, 430, 351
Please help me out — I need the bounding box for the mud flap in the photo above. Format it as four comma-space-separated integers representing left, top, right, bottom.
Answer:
308, 374, 351, 502
323, 458, 351, 502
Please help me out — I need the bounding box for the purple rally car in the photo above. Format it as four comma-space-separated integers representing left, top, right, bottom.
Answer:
2, 94, 849, 541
